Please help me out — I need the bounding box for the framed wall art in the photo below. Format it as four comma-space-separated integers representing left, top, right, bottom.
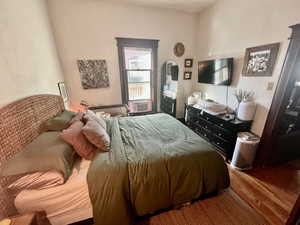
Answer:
185, 58, 193, 68
57, 82, 68, 102
77, 59, 110, 89
184, 71, 192, 80
242, 43, 280, 76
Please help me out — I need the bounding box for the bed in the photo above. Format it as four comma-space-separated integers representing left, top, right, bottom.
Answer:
0, 95, 229, 225
88, 113, 230, 225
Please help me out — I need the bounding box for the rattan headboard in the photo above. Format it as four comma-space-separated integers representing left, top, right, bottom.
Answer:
0, 94, 65, 219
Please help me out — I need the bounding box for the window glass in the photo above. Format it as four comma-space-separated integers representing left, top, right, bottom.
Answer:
124, 47, 152, 70
127, 71, 151, 100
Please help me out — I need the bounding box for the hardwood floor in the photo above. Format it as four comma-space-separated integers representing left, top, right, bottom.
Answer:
137, 188, 269, 225
229, 160, 300, 225
136, 161, 300, 225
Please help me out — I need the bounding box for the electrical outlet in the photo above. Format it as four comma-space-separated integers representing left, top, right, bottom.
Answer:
266, 82, 274, 91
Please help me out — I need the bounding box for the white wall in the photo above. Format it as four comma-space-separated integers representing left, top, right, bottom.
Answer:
0, 0, 64, 107
194, 0, 300, 136
47, 0, 197, 117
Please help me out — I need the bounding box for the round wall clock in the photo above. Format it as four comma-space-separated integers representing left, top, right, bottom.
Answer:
174, 42, 185, 57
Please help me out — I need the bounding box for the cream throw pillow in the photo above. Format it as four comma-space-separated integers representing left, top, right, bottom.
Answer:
82, 120, 110, 152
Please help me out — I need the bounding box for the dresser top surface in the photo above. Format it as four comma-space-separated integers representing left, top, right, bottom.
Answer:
186, 104, 252, 125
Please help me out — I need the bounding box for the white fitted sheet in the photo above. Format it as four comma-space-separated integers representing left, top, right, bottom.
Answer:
15, 158, 93, 225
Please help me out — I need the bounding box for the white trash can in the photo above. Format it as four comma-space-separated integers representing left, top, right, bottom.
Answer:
231, 132, 260, 170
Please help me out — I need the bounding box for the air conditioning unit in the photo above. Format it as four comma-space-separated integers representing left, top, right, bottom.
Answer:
128, 101, 152, 113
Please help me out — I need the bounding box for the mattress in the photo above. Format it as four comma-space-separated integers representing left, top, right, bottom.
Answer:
14, 158, 93, 225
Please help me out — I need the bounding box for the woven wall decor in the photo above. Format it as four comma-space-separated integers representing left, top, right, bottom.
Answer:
77, 59, 110, 89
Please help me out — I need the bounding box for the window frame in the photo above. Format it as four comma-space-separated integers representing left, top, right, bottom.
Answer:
116, 37, 159, 113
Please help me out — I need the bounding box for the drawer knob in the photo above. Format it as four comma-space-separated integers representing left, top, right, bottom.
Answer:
220, 123, 224, 127
218, 133, 222, 136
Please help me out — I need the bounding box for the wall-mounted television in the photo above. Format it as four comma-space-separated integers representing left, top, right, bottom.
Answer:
198, 58, 233, 85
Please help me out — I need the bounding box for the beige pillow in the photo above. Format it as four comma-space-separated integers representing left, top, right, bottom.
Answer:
82, 120, 110, 152
83, 110, 107, 130
44, 110, 76, 131
60, 121, 97, 160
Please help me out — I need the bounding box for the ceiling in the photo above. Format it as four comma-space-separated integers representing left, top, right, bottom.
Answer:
105, 0, 218, 13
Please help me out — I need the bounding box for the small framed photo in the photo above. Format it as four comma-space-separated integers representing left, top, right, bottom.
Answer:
58, 82, 68, 102
242, 43, 280, 76
184, 58, 193, 68
184, 71, 192, 80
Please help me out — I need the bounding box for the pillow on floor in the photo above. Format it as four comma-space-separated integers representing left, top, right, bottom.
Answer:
83, 110, 107, 130
82, 119, 110, 152
60, 121, 97, 160
0, 132, 76, 180
43, 110, 76, 131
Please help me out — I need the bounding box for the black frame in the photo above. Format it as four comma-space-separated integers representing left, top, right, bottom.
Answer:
116, 38, 159, 113
184, 58, 193, 68
242, 43, 280, 77
184, 71, 192, 80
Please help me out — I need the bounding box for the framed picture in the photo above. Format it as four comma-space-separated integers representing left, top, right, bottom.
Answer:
77, 59, 110, 89
242, 43, 280, 76
58, 82, 68, 102
184, 71, 192, 80
185, 58, 193, 68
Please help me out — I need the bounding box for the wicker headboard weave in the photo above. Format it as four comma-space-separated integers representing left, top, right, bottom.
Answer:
0, 95, 64, 219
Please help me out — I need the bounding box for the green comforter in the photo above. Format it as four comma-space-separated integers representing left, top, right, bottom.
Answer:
87, 113, 229, 225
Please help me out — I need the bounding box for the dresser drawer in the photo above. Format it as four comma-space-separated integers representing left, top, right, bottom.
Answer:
210, 135, 234, 156
196, 117, 214, 130
194, 124, 211, 141
212, 124, 236, 141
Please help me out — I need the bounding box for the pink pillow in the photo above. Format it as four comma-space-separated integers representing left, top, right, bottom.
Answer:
8, 170, 64, 196
82, 120, 110, 152
60, 121, 96, 160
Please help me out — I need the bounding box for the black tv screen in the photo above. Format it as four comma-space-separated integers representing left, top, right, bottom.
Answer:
198, 58, 233, 85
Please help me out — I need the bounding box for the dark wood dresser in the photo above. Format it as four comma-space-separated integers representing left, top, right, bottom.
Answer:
185, 104, 252, 160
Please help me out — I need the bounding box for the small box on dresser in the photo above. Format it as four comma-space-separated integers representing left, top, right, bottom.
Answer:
185, 104, 252, 161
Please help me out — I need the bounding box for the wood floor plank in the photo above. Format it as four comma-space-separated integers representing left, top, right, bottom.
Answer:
229, 162, 300, 225
182, 203, 213, 225
137, 188, 268, 225
220, 189, 269, 225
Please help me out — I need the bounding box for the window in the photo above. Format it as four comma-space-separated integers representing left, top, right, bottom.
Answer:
124, 47, 152, 101
116, 38, 159, 114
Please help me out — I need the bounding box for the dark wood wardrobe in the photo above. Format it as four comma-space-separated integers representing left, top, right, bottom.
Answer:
257, 24, 300, 165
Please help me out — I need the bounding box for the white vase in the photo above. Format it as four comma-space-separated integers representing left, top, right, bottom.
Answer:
237, 100, 256, 121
